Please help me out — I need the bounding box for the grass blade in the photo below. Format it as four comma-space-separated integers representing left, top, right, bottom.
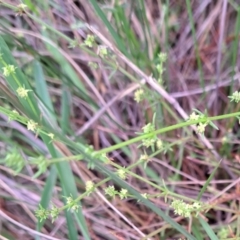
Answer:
198, 216, 218, 240
197, 160, 221, 201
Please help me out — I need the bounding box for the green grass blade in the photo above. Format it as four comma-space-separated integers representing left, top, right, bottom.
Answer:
197, 160, 221, 201
36, 166, 57, 235
56, 160, 90, 240
198, 216, 218, 240
64, 209, 78, 240
41, 31, 87, 94
33, 60, 57, 125
60, 87, 71, 134
74, 212, 91, 240
192, 223, 204, 240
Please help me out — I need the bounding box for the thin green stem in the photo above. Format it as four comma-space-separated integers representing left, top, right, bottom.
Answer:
97, 111, 240, 154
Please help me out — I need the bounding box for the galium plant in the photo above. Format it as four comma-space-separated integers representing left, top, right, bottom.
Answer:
1, 2, 240, 239
1, 42, 239, 227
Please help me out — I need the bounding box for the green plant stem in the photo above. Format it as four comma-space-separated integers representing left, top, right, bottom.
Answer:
1, 104, 240, 155
97, 111, 240, 154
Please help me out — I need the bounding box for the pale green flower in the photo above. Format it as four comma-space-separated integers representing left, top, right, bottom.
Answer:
117, 167, 127, 180
2, 65, 17, 77
228, 91, 240, 103
142, 123, 155, 133
98, 46, 108, 58
158, 52, 167, 62
17, 3, 28, 10
197, 123, 207, 134
5, 148, 25, 173
35, 205, 49, 222
85, 181, 94, 192
140, 154, 149, 161
134, 89, 144, 103
104, 185, 117, 198
156, 139, 163, 149
188, 112, 200, 121
84, 35, 95, 47
119, 189, 128, 199
50, 205, 60, 223
142, 138, 156, 148
16, 86, 32, 98
65, 196, 79, 212
27, 119, 38, 132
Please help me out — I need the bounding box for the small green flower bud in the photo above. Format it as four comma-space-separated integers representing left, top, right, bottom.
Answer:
134, 89, 144, 103
158, 52, 167, 62
156, 139, 163, 150
85, 181, 94, 192
104, 185, 117, 198
142, 138, 156, 148
188, 112, 200, 121
17, 3, 28, 11
139, 154, 149, 161
35, 205, 49, 222
119, 188, 128, 199
228, 91, 240, 103
65, 196, 80, 212
142, 123, 155, 133
98, 46, 108, 58
5, 148, 25, 174
196, 123, 207, 134
68, 40, 79, 48
50, 205, 60, 223
27, 119, 38, 132
16, 86, 32, 98
84, 35, 95, 48
117, 167, 127, 180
